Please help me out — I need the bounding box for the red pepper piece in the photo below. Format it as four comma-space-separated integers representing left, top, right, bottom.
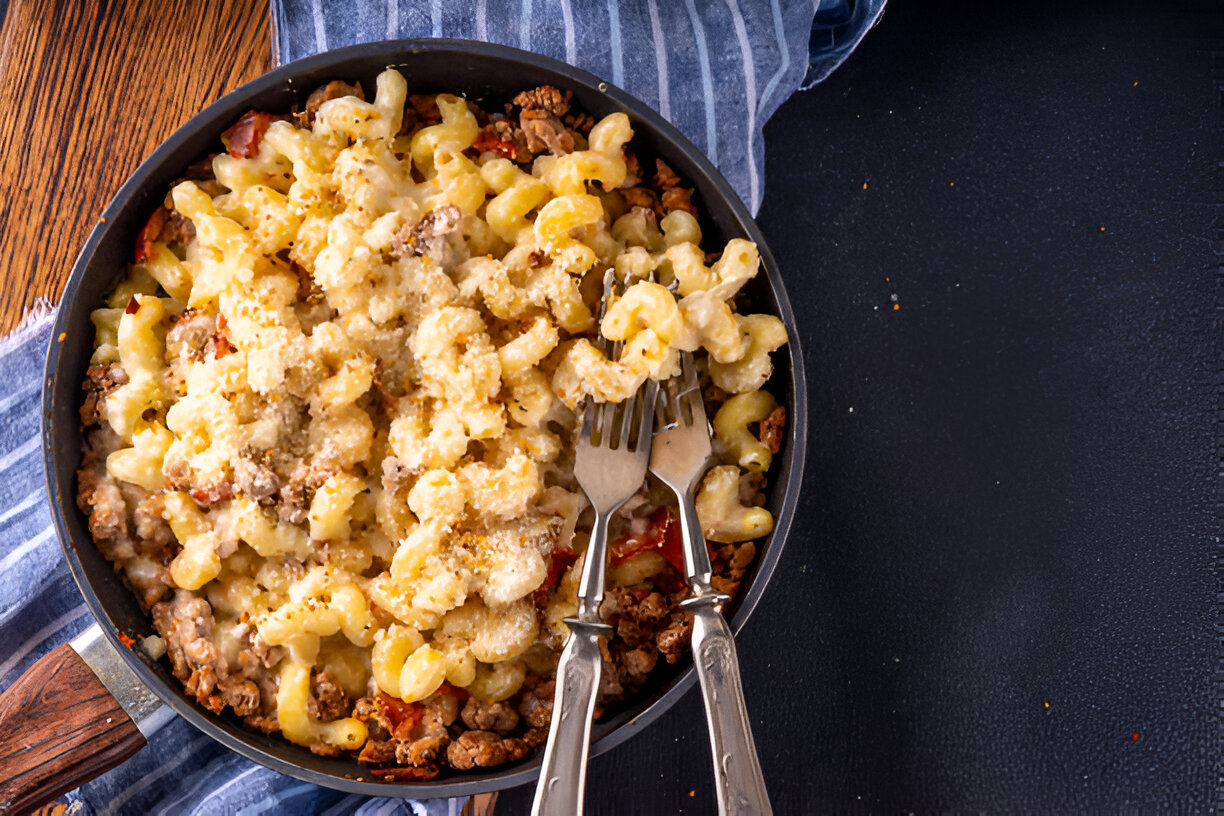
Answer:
376, 692, 424, 741
472, 130, 518, 158
610, 506, 713, 576
221, 110, 283, 159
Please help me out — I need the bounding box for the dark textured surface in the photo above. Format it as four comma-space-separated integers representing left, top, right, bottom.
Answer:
499, 0, 1222, 812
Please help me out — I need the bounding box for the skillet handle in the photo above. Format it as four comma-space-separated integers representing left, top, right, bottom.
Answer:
0, 642, 146, 813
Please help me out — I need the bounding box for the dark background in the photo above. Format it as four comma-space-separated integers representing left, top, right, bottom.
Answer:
502, 0, 1222, 811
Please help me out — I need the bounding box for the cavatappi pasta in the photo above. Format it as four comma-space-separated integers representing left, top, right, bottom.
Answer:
76, 71, 788, 774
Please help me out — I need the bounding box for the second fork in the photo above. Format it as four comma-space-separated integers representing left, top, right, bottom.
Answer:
650, 351, 773, 816
531, 274, 658, 816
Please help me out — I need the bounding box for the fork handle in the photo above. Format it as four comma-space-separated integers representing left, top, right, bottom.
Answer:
530, 618, 610, 816
682, 596, 773, 816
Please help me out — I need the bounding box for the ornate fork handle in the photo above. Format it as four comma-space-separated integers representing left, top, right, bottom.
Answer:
676, 480, 771, 814
681, 594, 772, 816
678, 493, 772, 816
531, 615, 611, 816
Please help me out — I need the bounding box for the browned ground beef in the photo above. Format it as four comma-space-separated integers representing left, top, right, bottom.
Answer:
518, 676, 555, 728
759, 405, 787, 454
79, 363, 127, 426
520, 111, 575, 155
446, 730, 532, 770
77, 458, 133, 561
355, 692, 460, 766
392, 204, 462, 259
653, 158, 698, 216
620, 187, 662, 216
661, 186, 697, 217
232, 454, 281, 503
657, 612, 696, 664
309, 671, 350, 722
513, 86, 571, 117
460, 697, 520, 734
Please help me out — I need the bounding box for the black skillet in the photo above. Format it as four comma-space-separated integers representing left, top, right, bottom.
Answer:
0, 39, 806, 810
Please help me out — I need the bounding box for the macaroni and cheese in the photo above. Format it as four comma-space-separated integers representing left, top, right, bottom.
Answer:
77, 72, 788, 774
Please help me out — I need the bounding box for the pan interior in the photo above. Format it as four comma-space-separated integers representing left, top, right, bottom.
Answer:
43, 39, 807, 798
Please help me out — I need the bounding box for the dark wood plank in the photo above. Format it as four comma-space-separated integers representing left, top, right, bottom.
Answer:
0, 643, 146, 813
0, 0, 269, 335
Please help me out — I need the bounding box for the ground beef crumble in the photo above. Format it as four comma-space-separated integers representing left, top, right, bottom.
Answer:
656, 612, 696, 664
513, 86, 571, 117
517, 676, 555, 728
461, 697, 520, 734
77, 460, 133, 562
233, 454, 281, 504
759, 405, 787, 454
308, 671, 350, 722
620, 186, 662, 216
653, 158, 698, 216
80, 363, 127, 426
512, 85, 575, 155
392, 204, 462, 259
399, 93, 443, 135
520, 111, 574, 155
446, 730, 532, 770
152, 591, 263, 718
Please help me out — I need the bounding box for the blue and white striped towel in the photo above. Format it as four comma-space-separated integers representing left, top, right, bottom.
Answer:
1, 1, 882, 813
271, 0, 886, 215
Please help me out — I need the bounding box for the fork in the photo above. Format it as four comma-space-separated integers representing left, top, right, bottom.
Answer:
651, 351, 773, 816
531, 276, 658, 816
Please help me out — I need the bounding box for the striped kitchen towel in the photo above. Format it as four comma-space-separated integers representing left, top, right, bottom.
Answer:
270, 0, 887, 215
0, 2, 883, 814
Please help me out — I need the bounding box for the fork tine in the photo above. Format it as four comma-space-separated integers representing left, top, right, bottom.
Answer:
617, 391, 637, 449
657, 373, 677, 425
675, 368, 694, 425
599, 399, 617, 447
681, 351, 700, 391
677, 352, 705, 425
597, 267, 617, 321
634, 380, 658, 450
579, 398, 595, 442
600, 340, 624, 447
